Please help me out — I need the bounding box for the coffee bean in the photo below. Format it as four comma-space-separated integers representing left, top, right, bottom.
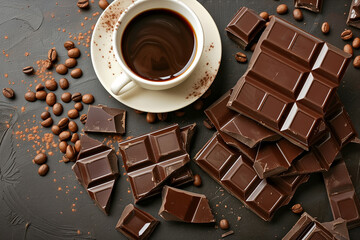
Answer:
48, 47, 57, 62
59, 141, 68, 153
35, 83, 45, 91
74, 102, 83, 111
61, 92, 72, 103
35, 90, 47, 100
235, 52, 247, 63
291, 204, 303, 214
51, 125, 61, 135
354, 56, 360, 68
68, 109, 79, 119
3, 88, 15, 99
146, 113, 157, 123
80, 114, 87, 124
321, 22, 330, 34
24, 91, 36, 102
58, 117, 69, 129
99, 0, 109, 10
341, 29, 353, 41
75, 140, 81, 152
34, 153, 47, 165
353, 37, 360, 49
77, 0, 89, 9
68, 48, 81, 58
157, 113, 168, 121
203, 119, 214, 129
46, 92, 56, 106
72, 92, 82, 102
68, 121, 78, 132
62, 155, 70, 163
44, 59, 52, 69
41, 117, 53, 127
65, 58, 77, 68
193, 100, 204, 111
59, 131, 71, 141
52, 103, 63, 116
344, 44, 353, 56
82, 94, 94, 104
259, 12, 269, 21
276, 4, 288, 15
45, 79, 58, 91
71, 68, 83, 78
41, 111, 50, 120
56, 64, 68, 75
23, 66, 34, 75
66, 145, 76, 160
64, 40, 75, 50
38, 164, 49, 176
175, 111, 185, 117
71, 133, 79, 143
219, 219, 229, 230
59, 78, 69, 90
293, 9, 303, 21
193, 174, 202, 187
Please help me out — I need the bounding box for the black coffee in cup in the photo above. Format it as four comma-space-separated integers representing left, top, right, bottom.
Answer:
121, 9, 196, 81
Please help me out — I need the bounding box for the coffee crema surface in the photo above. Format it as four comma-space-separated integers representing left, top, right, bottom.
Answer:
121, 9, 196, 81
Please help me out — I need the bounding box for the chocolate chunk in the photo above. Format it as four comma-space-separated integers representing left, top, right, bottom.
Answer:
322, 218, 350, 240
347, 0, 360, 29
159, 186, 215, 223
180, 123, 196, 152
294, 0, 323, 13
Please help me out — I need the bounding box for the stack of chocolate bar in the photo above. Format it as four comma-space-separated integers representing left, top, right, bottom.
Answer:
195, 10, 359, 224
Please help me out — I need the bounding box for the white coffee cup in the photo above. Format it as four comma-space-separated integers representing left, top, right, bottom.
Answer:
111, 0, 204, 95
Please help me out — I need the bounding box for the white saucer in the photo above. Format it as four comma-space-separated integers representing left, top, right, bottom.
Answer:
90, 0, 222, 113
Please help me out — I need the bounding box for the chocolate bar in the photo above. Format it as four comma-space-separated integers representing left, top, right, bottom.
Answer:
347, 0, 360, 29
158, 186, 215, 223
225, 7, 266, 49
294, 0, 323, 13
323, 219, 350, 240
84, 105, 126, 134
115, 204, 159, 240
72, 135, 119, 214
119, 124, 190, 203
228, 17, 351, 150
323, 159, 360, 229
194, 133, 309, 221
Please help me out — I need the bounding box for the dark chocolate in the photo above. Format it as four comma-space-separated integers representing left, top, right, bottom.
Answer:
294, 0, 323, 13
158, 186, 215, 223
347, 0, 360, 29
180, 123, 197, 152
323, 218, 350, 240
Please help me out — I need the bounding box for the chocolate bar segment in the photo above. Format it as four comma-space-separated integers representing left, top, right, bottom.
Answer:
180, 123, 196, 152
322, 219, 350, 240
294, 0, 323, 13
226, 7, 266, 49
84, 105, 126, 134
159, 186, 215, 223
72, 135, 119, 214
346, 0, 360, 29
323, 159, 360, 229
115, 204, 159, 240
228, 17, 351, 150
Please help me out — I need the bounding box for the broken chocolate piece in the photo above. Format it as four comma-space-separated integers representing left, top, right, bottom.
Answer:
347, 0, 360, 29
294, 0, 323, 13
323, 218, 350, 240
180, 123, 197, 152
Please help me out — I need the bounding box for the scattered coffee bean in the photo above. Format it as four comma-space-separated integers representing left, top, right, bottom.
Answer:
193, 100, 204, 111
64, 40, 75, 50
82, 94, 94, 104
71, 68, 83, 78
175, 111, 185, 117
98, 0, 109, 10
68, 121, 78, 132
41, 111, 50, 120
63, 155, 70, 163
353, 37, 360, 49
219, 219, 229, 230
61, 92, 72, 103
46, 92, 56, 106
146, 112, 157, 123
45, 79, 58, 91
259, 12, 269, 21
203, 118, 214, 129
354, 56, 360, 68
293, 9, 303, 21
291, 204, 303, 214
66, 145, 76, 160
193, 174, 202, 187
235, 52, 247, 63
71, 133, 79, 143
24, 91, 36, 102
35, 83, 45, 91
344, 44, 353, 56
75, 140, 81, 152
157, 113, 168, 121
33, 153, 47, 165
38, 164, 49, 176
72, 92, 82, 102
276, 4, 288, 15
44, 59, 52, 69
48, 47, 57, 62
52, 103, 63, 116
59, 131, 71, 141
35, 90, 47, 100
68, 48, 81, 58
321, 22, 330, 34
58, 117, 69, 129
341, 29, 353, 41
23, 66, 34, 75
80, 114, 87, 124
74, 102, 83, 111
51, 125, 61, 135
68, 109, 79, 119
56, 64, 68, 75
41, 117, 53, 128
3, 88, 15, 99
65, 58, 77, 68
77, 0, 89, 9
59, 141, 68, 153
59, 78, 69, 90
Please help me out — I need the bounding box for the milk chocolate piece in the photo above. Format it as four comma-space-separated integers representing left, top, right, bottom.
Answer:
347, 0, 360, 29
194, 133, 309, 221
228, 17, 351, 150
323, 159, 360, 229
119, 124, 190, 202
115, 204, 159, 240
323, 219, 350, 240
225, 7, 266, 49
72, 135, 119, 214
158, 186, 215, 223
294, 0, 323, 13
84, 105, 126, 134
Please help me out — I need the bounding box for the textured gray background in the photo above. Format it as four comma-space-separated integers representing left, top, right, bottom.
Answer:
0, 0, 359, 239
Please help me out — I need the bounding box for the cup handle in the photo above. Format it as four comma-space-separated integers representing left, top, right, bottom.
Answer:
111, 74, 133, 95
